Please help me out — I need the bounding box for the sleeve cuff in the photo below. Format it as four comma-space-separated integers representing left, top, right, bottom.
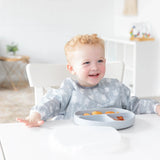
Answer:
30, 110, 43, 120
154, 103, 160, 113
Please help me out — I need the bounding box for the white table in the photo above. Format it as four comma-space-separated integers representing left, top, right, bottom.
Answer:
0, 114, 160, 160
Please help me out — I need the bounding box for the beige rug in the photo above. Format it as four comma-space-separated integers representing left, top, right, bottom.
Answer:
0, 86, 34, 123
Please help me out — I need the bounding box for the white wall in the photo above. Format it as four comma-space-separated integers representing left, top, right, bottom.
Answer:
1, 0, 160, 96
113, 0, 160, 96
0, 0, 114, 63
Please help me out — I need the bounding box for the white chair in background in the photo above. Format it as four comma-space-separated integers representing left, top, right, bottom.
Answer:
26, 63, 75, 105
26, 62, 124, 105
104, 61, 124, 82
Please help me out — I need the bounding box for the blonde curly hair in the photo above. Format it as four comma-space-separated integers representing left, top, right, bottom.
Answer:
64, 34, 105, 63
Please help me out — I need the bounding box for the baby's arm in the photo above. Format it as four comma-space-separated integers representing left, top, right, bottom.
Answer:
119, 82, 160, 114
17, 78, 74, 126
17, 112, 44, 127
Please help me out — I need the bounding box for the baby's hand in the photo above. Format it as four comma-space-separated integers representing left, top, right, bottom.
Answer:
16, 112, 44, 127
156, 105, 160, 116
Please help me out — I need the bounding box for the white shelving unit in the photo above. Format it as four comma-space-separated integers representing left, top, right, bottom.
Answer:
104, 37, 158, 97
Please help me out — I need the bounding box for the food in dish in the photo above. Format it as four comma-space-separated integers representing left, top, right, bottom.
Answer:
105, 111, 115, 114
91, 111, 103, 115
83, 110, 124, 121
117, 116, 124, 120
113, 116, 124, 121
83, 113, 90, 116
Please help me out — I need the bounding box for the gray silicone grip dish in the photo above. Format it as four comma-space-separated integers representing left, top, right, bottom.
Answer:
74, 108, 135, 130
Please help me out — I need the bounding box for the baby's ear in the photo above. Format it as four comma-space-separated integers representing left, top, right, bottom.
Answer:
67, 64, 76, 75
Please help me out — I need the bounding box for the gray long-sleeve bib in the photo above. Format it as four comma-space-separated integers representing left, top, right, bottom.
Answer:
31, 78, 159, 121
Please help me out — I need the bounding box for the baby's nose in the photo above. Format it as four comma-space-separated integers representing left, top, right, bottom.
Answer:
91, 63, 98, 70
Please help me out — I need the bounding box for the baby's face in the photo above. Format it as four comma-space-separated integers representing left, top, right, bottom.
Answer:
68, 44, 106, 87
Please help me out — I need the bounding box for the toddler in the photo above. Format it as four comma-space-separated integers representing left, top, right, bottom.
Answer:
17, 34, 160, 127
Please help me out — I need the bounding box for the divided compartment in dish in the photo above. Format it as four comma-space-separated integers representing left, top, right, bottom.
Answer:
79, 114, 114, 122
75, 108, 126, 117
74, 108, 135, 129
75, 108, 130, 123
107, 113, 129, 121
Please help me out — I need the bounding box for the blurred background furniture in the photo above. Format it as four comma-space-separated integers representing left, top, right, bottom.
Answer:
104, 37, 158, 97
26, 63, 75, 105
26, 62, 124, 105
0, 55, 30, 90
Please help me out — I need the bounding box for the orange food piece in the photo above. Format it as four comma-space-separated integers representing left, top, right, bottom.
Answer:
83, 113, 90, 116
91, 111, 103, 115
105, 111, 115, 114
112, 116, 124, 121
117, 116, 124, 121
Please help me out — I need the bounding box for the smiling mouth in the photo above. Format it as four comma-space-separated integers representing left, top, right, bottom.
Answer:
88, 73, 100, 77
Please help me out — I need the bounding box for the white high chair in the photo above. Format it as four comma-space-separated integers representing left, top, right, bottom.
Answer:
26, 62, 124, 105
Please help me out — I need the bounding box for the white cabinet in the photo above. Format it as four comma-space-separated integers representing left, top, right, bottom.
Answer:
104, 37, 159, 97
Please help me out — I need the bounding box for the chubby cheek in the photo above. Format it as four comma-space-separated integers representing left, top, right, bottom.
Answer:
75, 67, 88, 79
79, 69, 89, 78
101, 65, 106, 75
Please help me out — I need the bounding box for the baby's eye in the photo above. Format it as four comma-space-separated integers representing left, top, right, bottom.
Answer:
98, 60, 104, 63
83, 61, 90, 65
